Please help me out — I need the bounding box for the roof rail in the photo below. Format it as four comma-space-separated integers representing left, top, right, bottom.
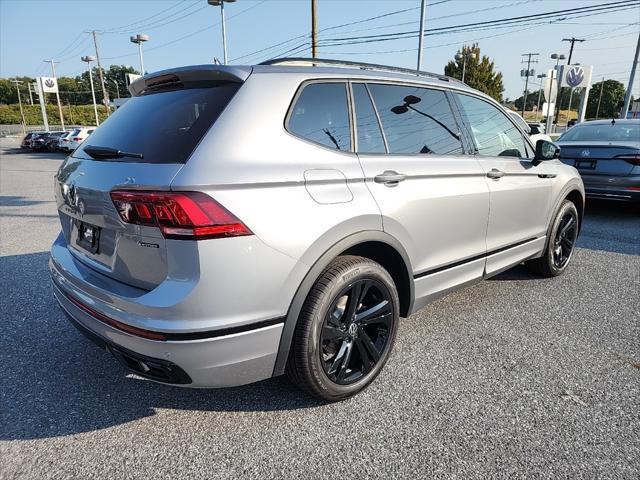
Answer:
259, 57, 456, 83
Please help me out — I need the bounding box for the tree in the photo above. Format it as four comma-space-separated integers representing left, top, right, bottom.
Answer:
585, 79, 626, 119
58, 77, 81, 105
444, 44, 504, 101
105, 65, 139, 100
514, 89, 545, 111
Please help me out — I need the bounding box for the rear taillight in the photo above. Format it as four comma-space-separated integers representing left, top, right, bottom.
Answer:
614, 154, 640, 166
110, 190, 252, 240
72, 137, 81, 141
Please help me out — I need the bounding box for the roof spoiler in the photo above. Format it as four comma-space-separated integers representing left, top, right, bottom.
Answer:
128, 65, 252, 96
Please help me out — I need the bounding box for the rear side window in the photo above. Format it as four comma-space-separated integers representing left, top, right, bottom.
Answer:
455, 93, 530, 158
74, 82, 240, 163
288, 82, 351, 151
352, 83, 386, 154
367, 84, 463, 155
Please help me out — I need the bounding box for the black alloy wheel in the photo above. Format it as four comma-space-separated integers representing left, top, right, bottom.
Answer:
552, 209, 578, 269
526, 199, 580, 277
320, 279, 393, 385
286, 255, 400, 401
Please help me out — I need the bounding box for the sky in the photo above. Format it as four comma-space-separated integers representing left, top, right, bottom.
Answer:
0, 0, 638, 100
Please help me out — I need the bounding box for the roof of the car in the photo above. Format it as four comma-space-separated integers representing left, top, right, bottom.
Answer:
578, 119, 639, 125
134, 58, 482, 97
250, 58, 473, 92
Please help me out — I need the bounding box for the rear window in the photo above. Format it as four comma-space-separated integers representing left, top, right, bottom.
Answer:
288, 82, 351, 151
74, 82, 240, 163
558, 122, 640, 142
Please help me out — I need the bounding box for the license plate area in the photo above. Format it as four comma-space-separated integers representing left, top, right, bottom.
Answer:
75, 220, 101, 254
575, 159, 597, 170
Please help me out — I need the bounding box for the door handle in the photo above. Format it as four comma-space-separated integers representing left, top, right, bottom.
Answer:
486, 168, 504, 180
374, 170, 407, 186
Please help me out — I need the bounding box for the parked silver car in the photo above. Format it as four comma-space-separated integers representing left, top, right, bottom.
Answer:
50, 59, 584, 401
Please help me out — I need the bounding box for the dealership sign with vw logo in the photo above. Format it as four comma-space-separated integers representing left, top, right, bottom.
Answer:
560, 65, 593, 89
566, 66, 585, 88
39, 76, 59, 93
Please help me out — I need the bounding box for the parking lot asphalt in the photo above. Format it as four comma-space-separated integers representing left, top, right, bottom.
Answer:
1, 137, 638, 479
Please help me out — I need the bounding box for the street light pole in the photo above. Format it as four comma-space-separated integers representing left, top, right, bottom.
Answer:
82, 55, 100, 126
417, 0, 426, 71
596, 76, 605, 119
208, 0, 236, 64
548, 53, 566, 132
112, 80, 121, 99
455, 50, 476, 84
130, 34, 150, 74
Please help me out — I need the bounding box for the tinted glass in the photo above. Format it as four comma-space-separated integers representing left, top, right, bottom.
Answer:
74, 82, 240, 163
558, 122, 640, 142
456, 94, 529, 158
352, 83, 386, 153
509, 111, 531, 134
367, 84, 462, 155
289, 83, 351, 151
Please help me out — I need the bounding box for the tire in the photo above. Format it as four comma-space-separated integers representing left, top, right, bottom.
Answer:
526, 199, 579, 277
286, 255, 400, 401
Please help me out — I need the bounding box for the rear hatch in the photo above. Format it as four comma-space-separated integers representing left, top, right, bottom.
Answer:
558, 141, 639, 176
54, 65, 250, 290
557, 122, 640, 176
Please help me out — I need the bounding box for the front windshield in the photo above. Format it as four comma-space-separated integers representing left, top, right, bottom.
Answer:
559, 122, 640, 142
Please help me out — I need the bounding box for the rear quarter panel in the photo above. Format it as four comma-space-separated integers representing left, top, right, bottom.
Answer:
170, 71, 384, 311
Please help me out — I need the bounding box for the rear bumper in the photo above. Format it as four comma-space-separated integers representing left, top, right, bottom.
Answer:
53, 281, 284, 387
581, 174, 640, 202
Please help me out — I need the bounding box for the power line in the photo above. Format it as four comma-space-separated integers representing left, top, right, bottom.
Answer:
102, 0, 267, 61
101, 1, 203, 34
100, 0, 195, 33
313, 0, 638, 45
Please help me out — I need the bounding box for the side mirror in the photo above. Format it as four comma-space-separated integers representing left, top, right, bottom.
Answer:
529, 125, 541, 135
533, 140, 560, 165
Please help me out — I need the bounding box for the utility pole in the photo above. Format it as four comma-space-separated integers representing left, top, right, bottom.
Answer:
417, 0, 427, 71
90, 30, 110, 117
520, 53, 539, 117
563, 37, 585, 65
535, 73, 547, 121
596, 77, 605, 119
11, 79, 27, 134
82, 55, 100, 126
44, 59, 65, 130
311, 0, 318, 59
27, 83, 33, 105
555, 37, 584, 126
620, 31, 640, 119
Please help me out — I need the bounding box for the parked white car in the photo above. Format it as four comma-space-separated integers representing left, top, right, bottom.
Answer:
509, 111, 552, 145
65, 127, 95, 151
57, 131, 73, 151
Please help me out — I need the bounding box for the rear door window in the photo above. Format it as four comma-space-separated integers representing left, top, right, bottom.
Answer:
288, 82, 351, 151
367, 83, 463, 155
352, 83, 386, 154
73, 82, 240, 163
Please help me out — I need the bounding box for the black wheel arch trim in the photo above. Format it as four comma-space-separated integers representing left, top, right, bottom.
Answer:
272, 230, 414, 377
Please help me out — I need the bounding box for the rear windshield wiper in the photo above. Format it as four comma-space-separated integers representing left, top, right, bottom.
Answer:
84, 145, 144, 160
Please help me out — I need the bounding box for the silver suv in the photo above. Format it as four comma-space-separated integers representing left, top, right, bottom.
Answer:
50, 59, 584, 401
